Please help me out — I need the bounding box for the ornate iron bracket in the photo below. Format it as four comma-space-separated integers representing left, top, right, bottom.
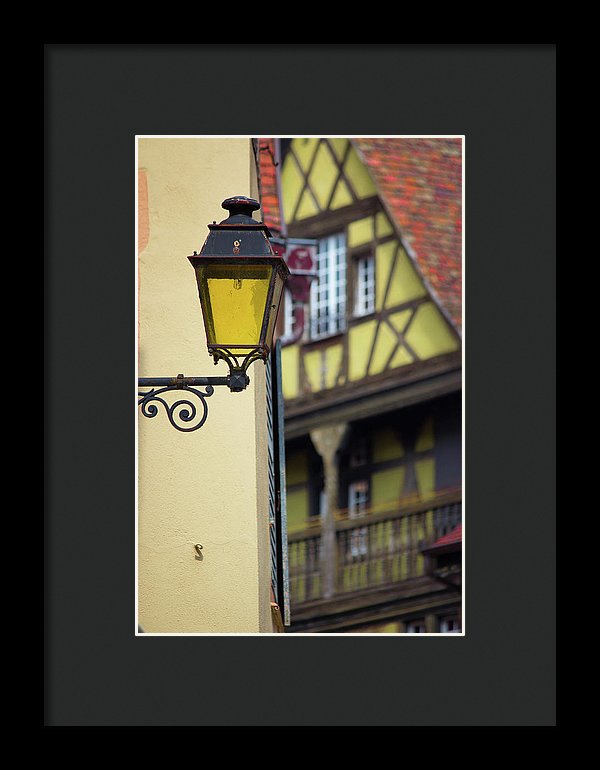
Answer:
138, 374, 232, 433
207, 345, 266, 391
138, 343, 269, 431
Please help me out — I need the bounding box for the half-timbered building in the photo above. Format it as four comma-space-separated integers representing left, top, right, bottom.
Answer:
259, 137, 463, 633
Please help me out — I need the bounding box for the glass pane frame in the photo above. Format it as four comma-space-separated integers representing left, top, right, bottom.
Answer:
190, 256, 288, 363
348, 479, 369, 559
309, 232, 347, 340
354, 253, 376, 317
197, 262, 273, 351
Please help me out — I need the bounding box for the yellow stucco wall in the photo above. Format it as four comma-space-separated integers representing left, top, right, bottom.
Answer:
137, 137, 274, 633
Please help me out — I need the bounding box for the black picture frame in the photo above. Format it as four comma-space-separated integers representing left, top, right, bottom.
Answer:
44, 43, 556, 726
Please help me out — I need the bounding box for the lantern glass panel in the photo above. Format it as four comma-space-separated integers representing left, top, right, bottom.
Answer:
197, 263, 273, 352
263, 269, 286, 352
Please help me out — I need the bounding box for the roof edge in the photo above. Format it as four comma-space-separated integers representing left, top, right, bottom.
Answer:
350, 138, 462, 339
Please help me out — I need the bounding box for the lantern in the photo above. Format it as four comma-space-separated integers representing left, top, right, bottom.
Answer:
188, 196, 290, 391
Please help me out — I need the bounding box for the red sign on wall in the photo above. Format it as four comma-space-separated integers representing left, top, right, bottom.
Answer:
270, 238, 318, 303
287, 245, 316, 273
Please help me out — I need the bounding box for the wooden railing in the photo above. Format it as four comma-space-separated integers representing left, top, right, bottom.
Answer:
288, 489, 461, 605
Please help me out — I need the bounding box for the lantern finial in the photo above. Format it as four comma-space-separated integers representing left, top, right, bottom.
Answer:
221, 196, 261, 220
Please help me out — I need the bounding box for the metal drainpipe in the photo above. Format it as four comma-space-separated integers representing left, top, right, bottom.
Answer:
274, 137, 308, 346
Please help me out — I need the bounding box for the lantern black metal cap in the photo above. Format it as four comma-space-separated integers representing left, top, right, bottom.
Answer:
219, 195, 262, 226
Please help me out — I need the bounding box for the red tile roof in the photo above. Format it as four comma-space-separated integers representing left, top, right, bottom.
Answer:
427, 523, 462, 551
258, 137, 462, 330
353, 138, 462, 331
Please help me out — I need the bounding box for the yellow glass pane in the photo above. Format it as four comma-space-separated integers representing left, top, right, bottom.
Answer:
198, 264, 272, 349
263, 270, 285, 352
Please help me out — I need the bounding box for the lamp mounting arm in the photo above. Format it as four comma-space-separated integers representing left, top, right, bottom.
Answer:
137, 372, 250, 433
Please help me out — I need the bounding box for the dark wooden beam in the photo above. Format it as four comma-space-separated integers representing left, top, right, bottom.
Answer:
285, 354, 462, 440
288, 578, 462, 633
287, 196, 380, 239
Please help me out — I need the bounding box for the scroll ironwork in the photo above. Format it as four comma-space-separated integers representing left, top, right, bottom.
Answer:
138, 378, 218, 433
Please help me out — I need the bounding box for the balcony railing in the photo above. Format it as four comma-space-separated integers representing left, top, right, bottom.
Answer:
288, 489, 462, 605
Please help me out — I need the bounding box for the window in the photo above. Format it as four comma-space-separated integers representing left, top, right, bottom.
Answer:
348, 480, 369, 557
309, 232, 347, 339
282, 289, 302, 342
348, 480, 369, 516
439, 616, 461, 633
354, 254, 375, 316
406, 620, 426, 634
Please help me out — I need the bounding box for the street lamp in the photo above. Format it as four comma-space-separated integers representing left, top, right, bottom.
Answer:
189, 195, 289, 391
138, 196, 290, 431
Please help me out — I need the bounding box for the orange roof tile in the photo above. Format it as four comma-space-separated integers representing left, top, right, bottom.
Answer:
258, 137, 462, 330
353, 138, 462, 331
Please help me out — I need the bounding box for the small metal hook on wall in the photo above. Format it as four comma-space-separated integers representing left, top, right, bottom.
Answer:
194, 543, 203, 557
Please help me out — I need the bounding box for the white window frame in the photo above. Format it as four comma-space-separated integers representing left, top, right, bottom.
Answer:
309, 233, 347, 339
282, 288, 302, 343
354, 254, 375, 317
348, 480, 369, 517
348, 480, 369, 558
